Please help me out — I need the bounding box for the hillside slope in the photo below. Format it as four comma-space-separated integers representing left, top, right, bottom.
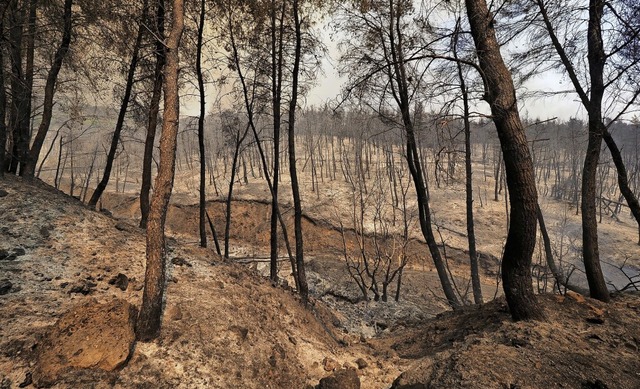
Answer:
0, 176, 397, 388
1, 176, 639, 389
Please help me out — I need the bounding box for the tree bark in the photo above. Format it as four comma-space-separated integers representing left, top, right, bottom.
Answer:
140, 0, 165, 229
89, 0, 147, 208
136, 0, 184, 342
465, 0, 545, 321
23, 0, 73, 177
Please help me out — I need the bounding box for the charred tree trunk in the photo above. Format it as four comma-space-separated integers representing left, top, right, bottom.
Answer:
581, 119, 608, 301
89, 0, 147, 208
23, 0, 73, 177
224, 128, 248, 259
269, 0, 286, 282
140, 0, 165, 229
196, 0, 207, 247
466, 0, 545, 320
137, 0, 184, 342
7, 0, 28, 174
206, 210, 222, 255
225, 5, 298, 286
288, 0, 308, 304
537, 205, 590, 295
535, 0, 621, 300
581, 0, 609, 302
388, 1, 460, 308
602, 129, 640, 245
0, 13, 6, 177
455, 21, 483, 304
19, 0, 35, 176
54, 136, 63, 188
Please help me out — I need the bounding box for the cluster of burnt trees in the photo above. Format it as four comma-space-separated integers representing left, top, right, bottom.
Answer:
1, 0, 639, 338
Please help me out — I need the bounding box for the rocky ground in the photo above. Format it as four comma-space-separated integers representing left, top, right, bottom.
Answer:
1, 176, 639, 388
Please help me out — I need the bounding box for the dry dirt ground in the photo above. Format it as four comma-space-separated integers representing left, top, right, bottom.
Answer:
1, 176, 640, 388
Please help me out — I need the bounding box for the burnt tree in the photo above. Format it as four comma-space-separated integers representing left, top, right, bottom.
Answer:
136, 0, 184, 341
465, 0, 545, 321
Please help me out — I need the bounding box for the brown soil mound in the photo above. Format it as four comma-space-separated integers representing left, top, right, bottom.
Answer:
384, 293, 640, 389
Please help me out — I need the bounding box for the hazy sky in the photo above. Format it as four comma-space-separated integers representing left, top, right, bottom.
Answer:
182, 47, 589, 123
302, 36, 587, 122
183, 19, 629, 124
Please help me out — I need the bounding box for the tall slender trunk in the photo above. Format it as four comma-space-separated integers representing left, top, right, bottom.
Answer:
23, 0, 73, 177
582, 119, 608, 301
196, 0, 207, 247
7, 0, 28, 174
19, 0, 36, 176
535, 0, 632, 297
0, 14, 6, 177
137, 0, 184, 342
466, 0, 544, 321
388, 0, 460, 308
270, 0, 286, 281
89, 0, 147, 207
226, 4, 298, 287
140, 0, 165, 229
288, 0, 308, 304
454, 19, 482, 304
581, 0, 609, 302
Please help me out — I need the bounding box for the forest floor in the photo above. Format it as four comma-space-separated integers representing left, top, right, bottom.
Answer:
1, 175, 640, 388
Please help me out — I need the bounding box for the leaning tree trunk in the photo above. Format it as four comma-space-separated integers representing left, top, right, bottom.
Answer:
465, 0, 544, 321
137, 0, 184, 342
23, 0, 73, 177
602, 129, 640, 245
140, 0, 165, 229
537, 205, 590, 295
89, 0, 147, 208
